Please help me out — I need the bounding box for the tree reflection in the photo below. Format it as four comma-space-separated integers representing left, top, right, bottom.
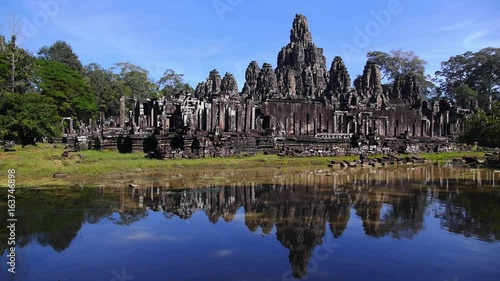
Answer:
2, 165, 500, 279
434, 189, 500, 242
0, 188, 119, 256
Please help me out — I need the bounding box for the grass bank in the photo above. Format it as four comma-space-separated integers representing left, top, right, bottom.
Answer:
0, 144, 486, 188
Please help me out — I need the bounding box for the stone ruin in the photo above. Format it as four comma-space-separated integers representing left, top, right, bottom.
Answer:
67, 14, 472, 157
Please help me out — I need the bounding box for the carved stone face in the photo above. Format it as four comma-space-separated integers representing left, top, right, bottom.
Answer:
377, 94, 383, 108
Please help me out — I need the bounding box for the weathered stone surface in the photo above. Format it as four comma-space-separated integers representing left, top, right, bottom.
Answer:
327, 56, 351, 98
290, 14, 313, 44
194, 82, 206, 99
359, 62, 383, 97
400, 75, 423, 108
242, 61, 261, 100
351, 61, 390, 110
221, 72, 239, 98
275, 14, 328, 100
196, 69, 222, 101
257, 63, 278, 101
243, 62, 278, 102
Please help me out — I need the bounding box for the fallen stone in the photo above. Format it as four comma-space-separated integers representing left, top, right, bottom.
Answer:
53, 173, 67, 178
61, 151, 70, 158
463, 157, 477, 164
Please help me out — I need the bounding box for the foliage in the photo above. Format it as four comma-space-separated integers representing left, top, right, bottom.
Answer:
84, 63, 125, 117
112, 62, 159, 100
460, 102, 500, 147
0, 93, 61, 145
38, 40, 83, 73
367, 49, 434, 97
36, 59, 98, 122
0, 187, 120, 256
158, 68, 194, 97
435, 47, 500, 111
454, 85, 478, 109
367, 49, 426, 81
0, 34, 37, 95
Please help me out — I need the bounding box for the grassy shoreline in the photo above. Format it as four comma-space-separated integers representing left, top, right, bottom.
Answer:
0, 144, 487, 188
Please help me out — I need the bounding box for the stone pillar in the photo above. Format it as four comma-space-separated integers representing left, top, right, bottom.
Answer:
385, 119, 389, 136
69, 118, 74, 134
219, 103, 226, 131
430, 115, 434, 137
251, 106, 256, 130
439, 114, 443, 136
333, 114, 337, 133
120, 96, 125, 128
130, 111, 136, 128
211, 102, 217, 132
340, 114, 344, 133
293, 113, 297, 135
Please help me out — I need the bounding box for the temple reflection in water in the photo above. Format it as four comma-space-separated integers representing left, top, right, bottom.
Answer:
127, 166, 500, 278
1, 165, 499, 279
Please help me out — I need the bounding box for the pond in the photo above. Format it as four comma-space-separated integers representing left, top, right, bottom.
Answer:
1, 165, 500, 281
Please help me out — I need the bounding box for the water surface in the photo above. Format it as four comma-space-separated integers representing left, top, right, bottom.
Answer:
1, 165, 500, 281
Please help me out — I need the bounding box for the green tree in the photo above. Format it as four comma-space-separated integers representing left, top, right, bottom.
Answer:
158, 68, 194, 97
460, 101, 500, 147
84, 63, 124, 117
112, 62, 158, 100
36, 59, 98, 121
0, 34, 37, 95
367, 49, 433, 97
38, 40, 83, 73
0, 93, 61, 146
367, 49, 427, 82
435, 47, 500, 111
454, 85, 478, 109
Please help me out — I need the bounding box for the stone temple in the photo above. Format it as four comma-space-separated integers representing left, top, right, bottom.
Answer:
67, 14, 471, 157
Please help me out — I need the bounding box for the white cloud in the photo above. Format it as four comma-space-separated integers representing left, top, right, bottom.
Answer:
124, 231, 180, 241
214, 249, 236, 257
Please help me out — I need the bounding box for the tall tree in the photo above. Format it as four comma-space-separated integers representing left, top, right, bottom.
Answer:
38, 40, 83, 73
367, 49, 434, 97
367, 49, 427, 82
157, 68, 194, 97
0, 93, 61, 146
0, 34, 37, 95
460, 101, 500, 147
112, 62, 158, 100
471, 47, 500, 111
84, 63, 124, 117
435, 47, 500, 111
36, 59, 98, 121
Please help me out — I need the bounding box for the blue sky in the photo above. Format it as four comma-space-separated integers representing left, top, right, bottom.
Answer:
1, 0, 499, 89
